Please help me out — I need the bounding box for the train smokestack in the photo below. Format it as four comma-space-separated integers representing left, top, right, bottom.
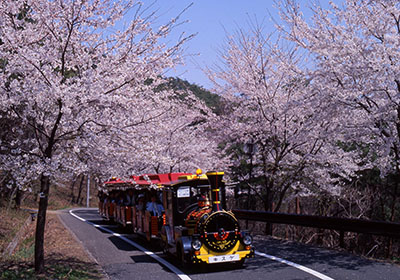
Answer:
206, 171, 224, 212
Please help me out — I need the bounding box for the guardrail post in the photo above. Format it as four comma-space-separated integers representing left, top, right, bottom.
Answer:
266, 222, 272, 236
339, 230, 345, 248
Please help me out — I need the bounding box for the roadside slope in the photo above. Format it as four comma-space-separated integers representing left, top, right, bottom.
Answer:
1, 209, 107, 279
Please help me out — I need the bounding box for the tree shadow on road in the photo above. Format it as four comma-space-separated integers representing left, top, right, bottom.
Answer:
256, 236, 364, 267
252, 235, 400, 275
0, 253, 104, 280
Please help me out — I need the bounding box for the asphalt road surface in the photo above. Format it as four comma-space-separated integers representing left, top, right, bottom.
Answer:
58, 208, 400, 280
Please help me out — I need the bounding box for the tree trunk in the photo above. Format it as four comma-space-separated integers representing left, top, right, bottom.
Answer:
7, 184, 18, 210
295, 197, 301, 240
34, 173, 50, 273
14, 187, 22, 209
76, 174, 85, 204
34, 98, 63, 274
263, 176, 273, 235
70, 175, 77, 203
296, 197, 301, 214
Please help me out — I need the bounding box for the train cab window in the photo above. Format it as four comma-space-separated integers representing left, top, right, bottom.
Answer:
196, 185, 211, 204
177, 186, 200, 213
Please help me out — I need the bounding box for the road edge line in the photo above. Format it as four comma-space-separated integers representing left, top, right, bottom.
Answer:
69, 209, 191, 280
255, 251, 334, 280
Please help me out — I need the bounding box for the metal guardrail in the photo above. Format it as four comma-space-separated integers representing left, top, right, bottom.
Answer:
232, 209, 400, 239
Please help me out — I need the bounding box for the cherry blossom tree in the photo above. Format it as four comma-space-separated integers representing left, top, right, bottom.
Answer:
84, 90, 223, 180
0, 0, 195, 272
207, 20, 360, 220
133, 98, 223, 174
279, 0, 400, 222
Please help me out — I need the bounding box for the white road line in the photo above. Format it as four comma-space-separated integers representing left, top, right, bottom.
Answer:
69, 209, 191, 280
69, 209, 334, 280
256, 251, 335, 280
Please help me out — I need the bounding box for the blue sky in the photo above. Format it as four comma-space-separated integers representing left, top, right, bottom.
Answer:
139, 1, 339, 89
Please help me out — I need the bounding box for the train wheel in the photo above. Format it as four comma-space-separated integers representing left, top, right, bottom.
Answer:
177, 244, 188, 268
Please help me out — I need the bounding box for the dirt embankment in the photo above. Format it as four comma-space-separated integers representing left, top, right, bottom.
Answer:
1, 209, 107, 279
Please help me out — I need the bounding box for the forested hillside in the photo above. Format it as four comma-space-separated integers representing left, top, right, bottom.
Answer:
162, 77, 223, 114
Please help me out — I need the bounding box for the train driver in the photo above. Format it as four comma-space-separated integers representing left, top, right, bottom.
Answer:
197, 195, 210, 210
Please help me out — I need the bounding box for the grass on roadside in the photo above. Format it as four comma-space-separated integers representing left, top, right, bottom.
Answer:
21, 185, 77, 211
11, 234, 35, 261
0, 207, 30, 254
1, 257, 103, 280
21, 182, 99, 211
1, 211, 105, 280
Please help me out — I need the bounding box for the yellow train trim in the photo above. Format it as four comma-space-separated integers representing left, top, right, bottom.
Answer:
192, 241, 253, 264
206, 171, 225, 176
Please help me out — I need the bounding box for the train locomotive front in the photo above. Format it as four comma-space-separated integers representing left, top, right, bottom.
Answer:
161, 171, 254, 266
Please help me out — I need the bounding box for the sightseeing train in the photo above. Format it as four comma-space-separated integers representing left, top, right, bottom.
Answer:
98, 170, 254, 266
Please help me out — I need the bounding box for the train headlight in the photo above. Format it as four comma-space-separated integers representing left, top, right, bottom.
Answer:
243, 234, 253, 246
191, 239, 202, 251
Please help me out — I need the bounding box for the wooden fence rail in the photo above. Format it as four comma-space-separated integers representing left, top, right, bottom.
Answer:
232, 209, 400, 240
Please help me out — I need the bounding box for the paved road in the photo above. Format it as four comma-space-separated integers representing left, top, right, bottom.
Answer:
58, 208, 400, 280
